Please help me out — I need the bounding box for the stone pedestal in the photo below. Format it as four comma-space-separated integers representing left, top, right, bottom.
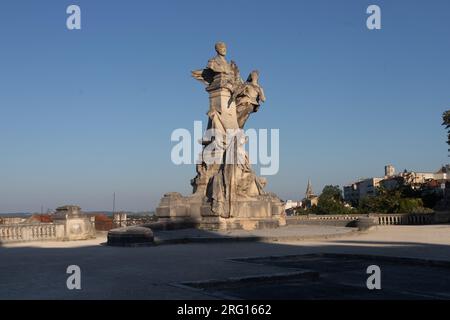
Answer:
156, 43, 285, 231
156, 192, 286, 230
107, 226, 153, 246
52, 205, 96, 241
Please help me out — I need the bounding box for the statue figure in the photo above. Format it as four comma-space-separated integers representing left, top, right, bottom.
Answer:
192, 42, 241, 92
233, 70, 266, 128
156, 42, 285, 230
190, 42, 270, 218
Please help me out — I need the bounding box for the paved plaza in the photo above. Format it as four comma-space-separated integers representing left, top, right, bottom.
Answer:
1, 225, 450, 299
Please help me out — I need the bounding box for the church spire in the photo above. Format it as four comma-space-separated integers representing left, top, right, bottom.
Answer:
305, 179, 314, 199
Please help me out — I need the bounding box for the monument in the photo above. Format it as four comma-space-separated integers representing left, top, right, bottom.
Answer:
156, 42, 285, 230
52, 205, 96, 240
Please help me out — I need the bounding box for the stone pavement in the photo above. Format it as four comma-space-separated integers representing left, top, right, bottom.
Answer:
153, 225, 357, 244
1, 225, 449, 299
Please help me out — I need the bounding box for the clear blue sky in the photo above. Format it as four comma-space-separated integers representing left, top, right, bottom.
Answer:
1, 0, 449, 213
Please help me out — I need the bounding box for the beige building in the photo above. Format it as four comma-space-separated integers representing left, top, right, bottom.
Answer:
344, 177, 382, 206
344, 165, 449, 206
285, 200, 302, 211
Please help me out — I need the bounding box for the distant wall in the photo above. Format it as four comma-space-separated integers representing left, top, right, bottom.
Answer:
0, 223, 65, 243
0, 216, 96, 243
287, 213, 442, 227
0, 217, 27, 225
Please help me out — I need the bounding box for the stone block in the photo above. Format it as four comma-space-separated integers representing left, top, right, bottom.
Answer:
107, 226, 154, 246
52, 205, 96, 241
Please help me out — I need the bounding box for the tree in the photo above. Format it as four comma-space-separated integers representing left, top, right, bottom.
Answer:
311, 185, 352, 215
358, 186, 425, 214
358, 187, 399, 213
442, 110, 450, 153
320, 185, 344, 202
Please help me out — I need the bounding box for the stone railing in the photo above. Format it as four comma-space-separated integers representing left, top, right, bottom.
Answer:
0, 217, 27, 225
287, 213, 437, 226
376, 213, 434, 225
0, 223, 65, 243
287, 214, 362, 227
294, 214, 361, 221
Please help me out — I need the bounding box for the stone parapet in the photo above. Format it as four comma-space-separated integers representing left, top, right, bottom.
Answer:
0, 223, 65, 243
0, 205, 96, 243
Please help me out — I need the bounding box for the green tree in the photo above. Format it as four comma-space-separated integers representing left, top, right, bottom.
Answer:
442, 110, 450, 151
399, 198, 424, 213
358, 187, 399, 213
312, 185, 352, 215
358, 186, 425, 214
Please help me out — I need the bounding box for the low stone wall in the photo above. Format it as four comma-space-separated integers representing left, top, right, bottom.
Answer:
434, 211, 450, 224
375, 214, 434, 225
290, 214, 360, 221
0, 223, 65, 243
287, 214, 361, 227
0, 216, 96, 243
0, 217, 27, 225
287, 213, 440, 227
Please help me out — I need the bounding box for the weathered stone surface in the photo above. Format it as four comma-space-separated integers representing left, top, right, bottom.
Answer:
156, 42, 285, 230
52, 205, 96, 241
107, 226, 154, 246
4, 225, 450, 299
355, 216, 378, 230
0, 205, 96, 243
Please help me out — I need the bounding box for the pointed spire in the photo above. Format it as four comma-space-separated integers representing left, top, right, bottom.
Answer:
305, 179, 314, 199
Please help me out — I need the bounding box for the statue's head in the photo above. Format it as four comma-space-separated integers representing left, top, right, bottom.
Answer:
215, 42, 227, 56
247, 70, 259, 83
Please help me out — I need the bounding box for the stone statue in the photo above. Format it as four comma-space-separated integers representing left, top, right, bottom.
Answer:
191, 42, 270, 217
233, 70, 266, 128
156, 42, 285, 230
192, 42, 241, 92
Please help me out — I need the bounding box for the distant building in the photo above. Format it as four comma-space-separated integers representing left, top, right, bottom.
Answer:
385, 164, 395, 177
284, 180, 318, 215
0, 217, 26, 225
344, 165, 449, 206
26, 214, 53, 223
285, 200, 302, 211
303, 179, 319, 208
380, 175, 404, 191
343, 184, 359, 206
344, 177, 382, 206
113, 212, 128, 227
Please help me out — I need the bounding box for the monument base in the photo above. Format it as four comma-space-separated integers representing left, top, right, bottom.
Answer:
156, 192, 286, 231
52, 205, 96, 241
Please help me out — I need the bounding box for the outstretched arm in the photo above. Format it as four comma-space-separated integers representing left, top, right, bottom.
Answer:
259, 87, 266, 103
191, 68, 215, 85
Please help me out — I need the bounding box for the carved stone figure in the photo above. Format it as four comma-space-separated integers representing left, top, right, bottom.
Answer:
192, 42, 241, 93
233, 70, 266, 128
156, 42, 285, 230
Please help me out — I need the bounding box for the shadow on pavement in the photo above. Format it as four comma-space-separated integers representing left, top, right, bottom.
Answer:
1, 227, 450, 299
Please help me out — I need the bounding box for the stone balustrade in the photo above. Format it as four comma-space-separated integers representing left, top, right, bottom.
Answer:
0, 223, 65, 243
305, 214, 360, 221
376, 213, 434, 225
0, 206, 97, 244
0, 217, 27, 225
288, 213, 437, 226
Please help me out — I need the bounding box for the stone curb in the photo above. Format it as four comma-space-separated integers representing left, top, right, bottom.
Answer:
153, 228, 361, 246
230, 252, 450, 269
178, 270, 320, 289
318, 253, 450, 268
